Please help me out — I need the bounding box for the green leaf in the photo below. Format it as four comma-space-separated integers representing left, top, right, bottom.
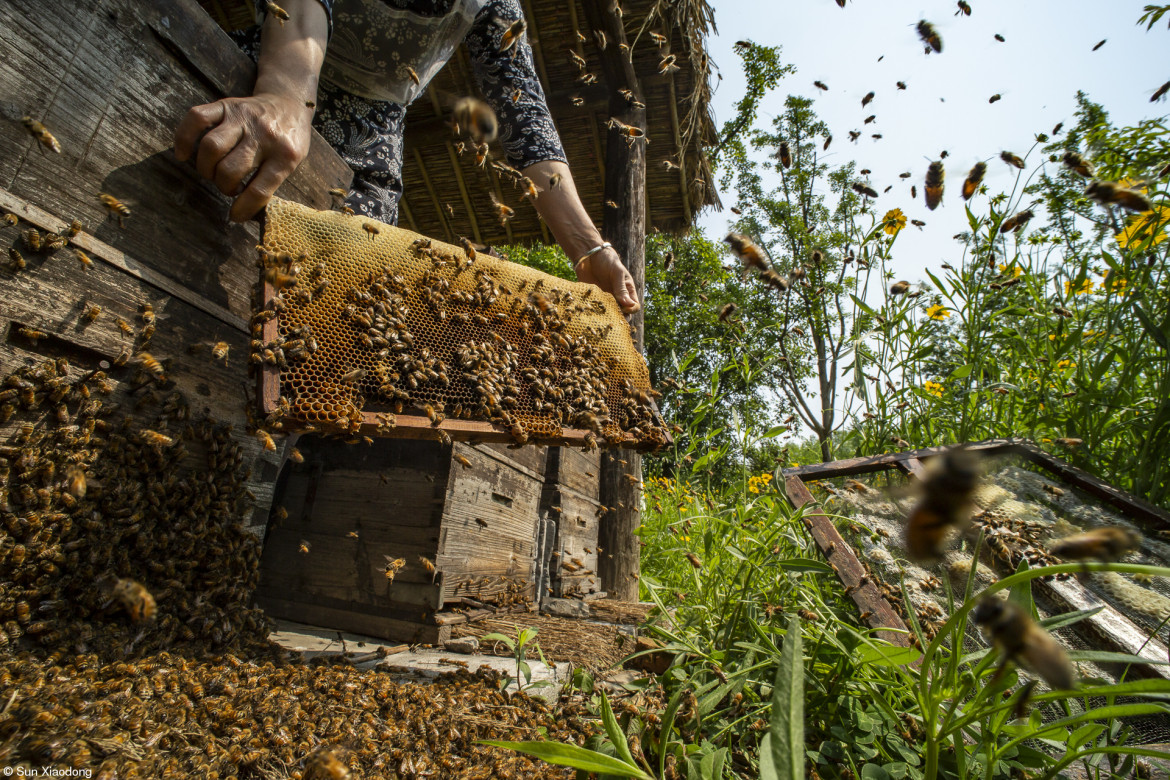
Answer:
481, 633, 515, 651
763, 425, 790, 439
599, 691, 638, 766
1038, 606, 1103, 631
855, 640, 922, 668
476, 741, 653, 779
518, 627, 539, 647
1134, 303, 1170, 351
773, 558, 835, 574
948, 364, 974, 380
763, 614, 804, 780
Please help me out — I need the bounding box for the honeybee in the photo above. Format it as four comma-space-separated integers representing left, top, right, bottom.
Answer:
24, 227, 42, 251
9, 248, 26, 270
863, 114, 876, 124
255, 429, 277, 451
22, 116, 61, 154
212, 341, 230, 363
299, 540, 311, 554
797, 608, 819, 622
1091, 38, 1106, 51
1084, 180, 1153, 213
852, 182, 879, 199
1054, 437, 1082, 448
999, 209, 1034, 234
685, 552, 702, 569
904, 448, 982, 561
2, 212, 16, 226
962, 161, 986, 200
924, 161, 945, 210
1000, 150, 1026, 170
362, 222, 380, 240
955, 1, 971, 15
136, 351, 166, 379
98, 193, 131, 227
82, 304, 102, 323
1056, 151, 1093, 178
340, 368, 366, 383
724, 232, 768, 271
849, 130, 861, 142
454, 453, 472, 469
453, 97, 498, 143
994, 33, 1005, 42
111, 578, 157, 622
658, 54, 679, 74
861, 90, 875, 107
650, 30, 668, 46
718, 302, 736, 322
917, 20, 942, 53
499, 17, 526, 53
73, 248, 93, 268
384, 557, 406, 582
419, 556, 437, 579
265, 1, 290, 24
889, 280, 910, 296
896, 80, 907, 90
972, 598, 1075, 690
1052, 527, 1140, 562
489, 194, 515, 225
549, 172, 563, 189
777, 141, 791, 169
406, 66, 420, 86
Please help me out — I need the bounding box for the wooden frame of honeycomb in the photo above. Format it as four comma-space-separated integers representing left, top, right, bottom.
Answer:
255, 198, 669, 450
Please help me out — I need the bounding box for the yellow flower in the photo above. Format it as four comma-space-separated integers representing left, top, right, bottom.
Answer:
882, 208, 907, 236
1115, 205, 1169, 249
926, 304, 951, 321
1056, 359, 1075, 370
1063, 279, 1094, 296
922, 380, 944, 398
998, 263, 1022, 278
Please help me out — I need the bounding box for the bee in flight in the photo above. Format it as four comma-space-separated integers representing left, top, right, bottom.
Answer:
955, 1, 972, 15
961, 162, 985, 201
1084, 180, 1152, 213
22, 116, 61, 154
903, 447, 982, 561
1000, 150, 1026, 170
924, 161, 945, 210
917, 20, 943, 53
1052, 527, 1141, 562
972, 597, 1075, 691
1062, 151, 1093, 177
999, 209, 1034, 234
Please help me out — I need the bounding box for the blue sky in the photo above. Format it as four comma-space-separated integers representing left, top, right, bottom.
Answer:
696, 0, 1169, 284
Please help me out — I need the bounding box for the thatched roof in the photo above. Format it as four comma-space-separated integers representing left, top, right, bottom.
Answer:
198, 0, 720, 245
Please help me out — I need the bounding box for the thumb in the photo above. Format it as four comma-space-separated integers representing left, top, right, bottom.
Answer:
614, 269, 640, 314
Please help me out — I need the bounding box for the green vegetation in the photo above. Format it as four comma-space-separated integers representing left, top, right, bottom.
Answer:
495, 22, 1170, 780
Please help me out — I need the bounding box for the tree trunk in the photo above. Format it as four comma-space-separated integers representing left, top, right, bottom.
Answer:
582, 0, 646, 602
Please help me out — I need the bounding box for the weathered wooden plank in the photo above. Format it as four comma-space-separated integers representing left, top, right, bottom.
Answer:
545, 445, 602, 500
0, 0, 350, 329
1035, 575, 1170, 681
254, 592, 448, 645
782, 439, 1027, 481
1014, 443, 1170, 528
785, 476, 911, 647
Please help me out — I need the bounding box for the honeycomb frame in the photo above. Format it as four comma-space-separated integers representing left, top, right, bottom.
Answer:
256, 198, 669, 450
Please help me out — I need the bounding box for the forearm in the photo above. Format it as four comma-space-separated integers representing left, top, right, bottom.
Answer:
522, 160, 605, 263
254, 0, 329, 106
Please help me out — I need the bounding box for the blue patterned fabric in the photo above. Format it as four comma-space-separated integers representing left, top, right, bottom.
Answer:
240, 0, 566, 223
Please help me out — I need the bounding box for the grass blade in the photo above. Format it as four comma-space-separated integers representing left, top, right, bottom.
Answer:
762, 613, 804, 780
477, 740, 653, 779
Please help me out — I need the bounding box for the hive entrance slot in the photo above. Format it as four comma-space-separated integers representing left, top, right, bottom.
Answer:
491, 492, 513, 508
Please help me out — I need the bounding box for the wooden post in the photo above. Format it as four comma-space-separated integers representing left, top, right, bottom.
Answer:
581, 0, 646, 601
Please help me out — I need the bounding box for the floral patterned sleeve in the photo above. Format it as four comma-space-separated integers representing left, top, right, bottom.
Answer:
465, 0, 568, 169
257, 0, 334, 39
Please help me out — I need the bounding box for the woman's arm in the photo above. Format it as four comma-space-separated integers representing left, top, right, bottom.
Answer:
174, 0, 329, 221
466, 0, 639, 313
522, 161, 639, 313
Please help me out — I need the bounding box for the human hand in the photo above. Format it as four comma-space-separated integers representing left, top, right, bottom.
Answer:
575, 246, 640, 314
174, 93, 313, 222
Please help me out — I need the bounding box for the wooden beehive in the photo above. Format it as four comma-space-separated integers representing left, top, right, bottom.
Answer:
542, 446, 604, 599
255, 437, 548, 644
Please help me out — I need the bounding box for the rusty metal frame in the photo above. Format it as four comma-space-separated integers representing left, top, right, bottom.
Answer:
782, 439, 1170, 675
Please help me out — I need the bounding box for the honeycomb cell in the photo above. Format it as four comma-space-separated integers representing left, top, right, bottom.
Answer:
258, 198, 666, 447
